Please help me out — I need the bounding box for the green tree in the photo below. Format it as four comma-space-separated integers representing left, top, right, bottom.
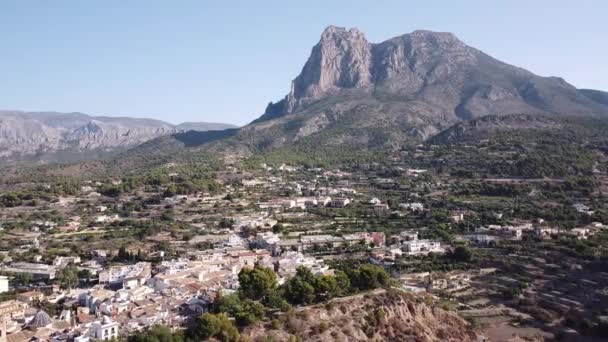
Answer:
77, 269, 93, 280
99, 185, 122, 198
449, 246, 473, 262
57, 264, 79, 289
313, 275, 338, 301
163, 185, 177, 198
334, 270, 352, 296
232, 299, 265, 326
128, 325, 184, 342
283, 276, 315, 305
272, 223, 285, 234
238, 266, 277, 301
16, 273, 33, 285
214, 292, 241, 313
187, 313, 240, 342
263, 290, 291, 312
219, 218, 235, 228
214, 293, 265, 325
350, 264, 390, 291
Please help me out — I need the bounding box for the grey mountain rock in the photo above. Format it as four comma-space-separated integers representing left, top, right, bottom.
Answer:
257, 26, 608, 126
0, 110, 236, 162
225, 26, 607, 155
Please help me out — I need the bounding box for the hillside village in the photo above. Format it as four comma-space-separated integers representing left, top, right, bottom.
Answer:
2, 3, 608, 341
0, 140, 607, 342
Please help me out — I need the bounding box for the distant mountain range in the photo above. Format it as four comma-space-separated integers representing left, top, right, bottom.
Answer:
0, 110, 236, 164
141, 25, 608, 159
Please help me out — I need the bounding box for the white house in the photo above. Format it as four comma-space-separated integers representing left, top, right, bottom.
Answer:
90, 316, 119, 341
255, 232, 281, 250
0, 276, 8, 293
534, 227, 560, 239
570, 227, 592, 240
400, 202, 424, 211
95, 214, 119, 223
403, 239, 443, 255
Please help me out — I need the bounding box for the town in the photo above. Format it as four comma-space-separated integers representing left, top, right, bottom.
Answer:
0, 139, 607, 342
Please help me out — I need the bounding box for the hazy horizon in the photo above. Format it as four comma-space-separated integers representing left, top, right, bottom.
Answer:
1, 0, 606, 125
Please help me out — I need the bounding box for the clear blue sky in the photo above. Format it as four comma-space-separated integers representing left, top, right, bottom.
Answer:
1, 1, 606, 126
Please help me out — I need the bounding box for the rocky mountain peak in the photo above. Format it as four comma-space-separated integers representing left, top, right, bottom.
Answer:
407, 30, 464, 46
254, 25, 608, 129
319, 25, 367, 43
402, 30, 472, 58
261, 26, 480, 118
284, 26, 373, 113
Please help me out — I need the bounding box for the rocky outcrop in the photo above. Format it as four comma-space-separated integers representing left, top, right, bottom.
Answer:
242, 289, 478, 342
221, 26, 608, 158
256, 26, 608, 124
287, 26, 373, 112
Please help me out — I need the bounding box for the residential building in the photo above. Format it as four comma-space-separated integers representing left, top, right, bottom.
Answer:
450, 211, 465, 223
534, 227, 560, 239
1, 262, 57, 280
53, 256, 82, 268
0, 300, 26, 319
400, 202, 424, 211
403, 239, 443, 255
90, 316, 119, 341
330, 198, 350, 208
0, 276, 8, 294
570, 227, 593, 240
255, 232, 281, 250
16, 290, 45, 304
98, 262, 151, 285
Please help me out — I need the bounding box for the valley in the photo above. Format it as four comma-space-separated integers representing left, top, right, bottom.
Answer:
1, 120, 608, 341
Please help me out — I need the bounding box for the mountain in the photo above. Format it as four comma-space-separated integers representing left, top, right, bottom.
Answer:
261, 26, 608, 122
197, 26, 608, 156
0, 110, 236, 164
10, 26, 608, 175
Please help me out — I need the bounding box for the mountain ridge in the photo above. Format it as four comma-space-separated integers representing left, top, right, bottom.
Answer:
0, 110, 237, 164
206, 25, 607, 158
258, 26, 608, 125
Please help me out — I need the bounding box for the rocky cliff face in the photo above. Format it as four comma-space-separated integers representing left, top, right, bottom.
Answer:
222, 26, 608, 156
287, 26, 373, 112
0, 111, 236, 163
257, 26, 608, 124
242, 289, 479, 342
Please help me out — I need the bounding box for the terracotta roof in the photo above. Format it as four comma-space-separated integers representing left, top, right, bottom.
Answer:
77, 313, 94, 324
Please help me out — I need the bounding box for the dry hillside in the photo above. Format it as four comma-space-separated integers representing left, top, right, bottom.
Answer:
242, 289, 478, 342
